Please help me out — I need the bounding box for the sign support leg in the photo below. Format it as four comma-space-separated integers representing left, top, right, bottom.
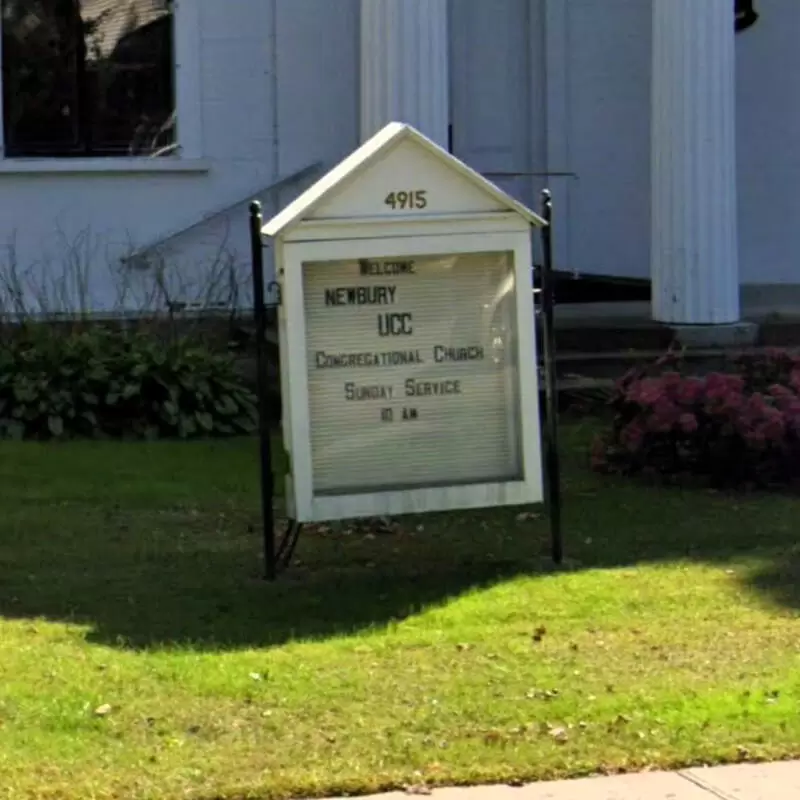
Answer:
249, 201, 277, 581
539, 190, 563, 565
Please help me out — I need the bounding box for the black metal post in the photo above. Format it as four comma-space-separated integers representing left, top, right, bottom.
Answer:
248, 201, 277, 582
539, 190, 563, 565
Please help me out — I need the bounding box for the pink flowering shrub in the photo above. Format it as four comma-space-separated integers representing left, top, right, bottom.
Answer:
592, 349, 800, 490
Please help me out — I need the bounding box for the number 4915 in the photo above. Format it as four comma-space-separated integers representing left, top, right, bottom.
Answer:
384, 190, 428, 211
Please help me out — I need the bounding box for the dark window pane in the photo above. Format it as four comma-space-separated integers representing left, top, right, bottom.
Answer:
2, 0, 175, 157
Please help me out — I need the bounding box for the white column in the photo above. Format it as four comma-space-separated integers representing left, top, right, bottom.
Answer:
360, 0, 449, 148
651, 0, 739, 325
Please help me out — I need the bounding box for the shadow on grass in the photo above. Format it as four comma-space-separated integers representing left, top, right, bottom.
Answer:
0, 512, 545, 651
0, 420, 798, 651
746, 548, 800, 611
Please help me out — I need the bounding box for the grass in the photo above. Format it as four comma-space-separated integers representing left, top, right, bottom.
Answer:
1, 420, 800, 799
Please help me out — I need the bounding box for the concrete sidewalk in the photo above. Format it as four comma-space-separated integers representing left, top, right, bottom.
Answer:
328, 761, 800, 800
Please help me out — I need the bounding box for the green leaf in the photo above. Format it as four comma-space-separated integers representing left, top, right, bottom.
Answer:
214, 396, 238, 416
13, 381, 36, 403
195, 411, 214, 432
2, 420, 25, 440
235, 415, 257, 434
47, 415, 64, 438
143, 425, 160, 441
81, 410, 98, 427
177, 414, 197, 439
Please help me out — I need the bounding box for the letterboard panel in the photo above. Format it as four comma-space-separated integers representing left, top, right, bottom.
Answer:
302, 251, 522, 494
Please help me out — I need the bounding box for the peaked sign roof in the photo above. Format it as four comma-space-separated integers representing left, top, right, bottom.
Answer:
262, 121, 546, 238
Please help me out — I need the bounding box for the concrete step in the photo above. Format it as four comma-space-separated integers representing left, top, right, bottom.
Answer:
553, 348, 723, 380
552, 344, 800, 381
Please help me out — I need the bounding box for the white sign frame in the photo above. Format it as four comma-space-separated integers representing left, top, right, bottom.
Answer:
279, 230, 542, 523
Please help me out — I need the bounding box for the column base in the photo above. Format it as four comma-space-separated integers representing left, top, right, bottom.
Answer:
670, 321, 758, 348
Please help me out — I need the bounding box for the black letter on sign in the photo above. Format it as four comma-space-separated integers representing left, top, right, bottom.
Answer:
377, 312, 413, 337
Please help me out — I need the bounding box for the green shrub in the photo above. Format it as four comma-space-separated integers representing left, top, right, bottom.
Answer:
0, 327, 258, 441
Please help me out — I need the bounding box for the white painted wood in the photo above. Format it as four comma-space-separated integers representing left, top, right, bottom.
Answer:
0, 0, 204, 163
360, 0, 449, 148
5, 0, 800, 323
651, 0, 739, 324
0, 159, 211, 175
275, 0, 360, 177
304, 480, 539, 524
311, 140, 506, 220
174, 0, 204, 159
279, 232, 542, 523
544, 0, 572, 275
0, 0, 282, 315
263, 122, 545, 239
449, 0, 540, 206
284, 212, 529, 243
559, 0, 651, 279
0, 11, 5, 157
266, 122, 544, 522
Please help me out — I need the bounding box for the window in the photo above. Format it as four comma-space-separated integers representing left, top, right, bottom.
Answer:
1, 0, 176, 158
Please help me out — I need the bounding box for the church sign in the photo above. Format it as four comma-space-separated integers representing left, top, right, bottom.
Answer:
263, 122, 546, 523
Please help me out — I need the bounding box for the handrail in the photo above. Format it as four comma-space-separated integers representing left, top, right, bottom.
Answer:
121, 160, 324, 265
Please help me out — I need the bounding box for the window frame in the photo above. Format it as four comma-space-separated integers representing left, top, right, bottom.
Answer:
0, 0, 205, 172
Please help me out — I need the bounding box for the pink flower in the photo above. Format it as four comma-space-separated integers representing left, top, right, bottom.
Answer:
679, 412, 699, 433
747, 393, 769, 414
744, 429, 767, 448
760, 407, 786, 442
653, 397, 680, 425
790, 370, 800, 392
706, 373, 745, 401
768, 384, 793, 399
675, 377, 705, 405
629, 377, 664, 406
721, 391, 745, 413
620, 421, 645, 450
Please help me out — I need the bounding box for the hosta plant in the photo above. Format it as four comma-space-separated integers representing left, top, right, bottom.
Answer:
0, 327, 257, 441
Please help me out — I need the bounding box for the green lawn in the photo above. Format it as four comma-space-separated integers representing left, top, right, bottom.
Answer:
1, 420, 800, 800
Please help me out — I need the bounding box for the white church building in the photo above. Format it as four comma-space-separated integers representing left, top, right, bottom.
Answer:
0, 0, 793, 338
